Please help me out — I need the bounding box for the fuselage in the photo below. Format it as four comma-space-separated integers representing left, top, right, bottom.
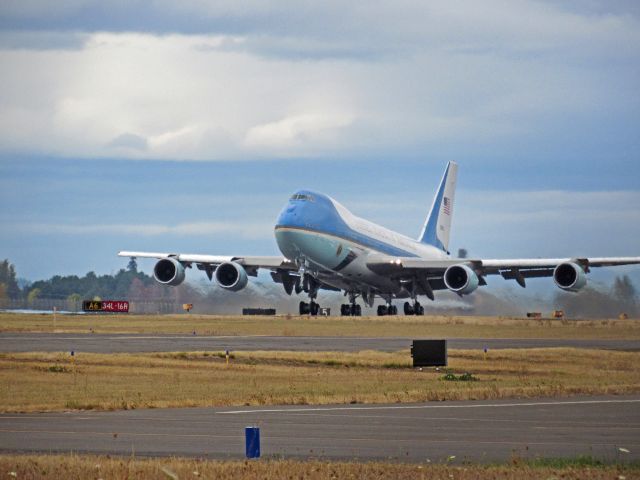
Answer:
274, 190, 448, 296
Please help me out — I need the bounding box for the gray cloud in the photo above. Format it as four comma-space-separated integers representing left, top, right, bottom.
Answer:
107, 132, 148, 151
2, 1, 639, 61
0, 30, 88, 50
0, 1, 638, 162
12, 221, 272, 239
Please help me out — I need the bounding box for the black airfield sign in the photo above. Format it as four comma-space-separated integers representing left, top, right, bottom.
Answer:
82, 300, 129, 313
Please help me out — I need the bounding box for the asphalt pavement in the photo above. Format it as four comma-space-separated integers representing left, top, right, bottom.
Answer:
1, 396, 638, 462
0, 332, 638, 353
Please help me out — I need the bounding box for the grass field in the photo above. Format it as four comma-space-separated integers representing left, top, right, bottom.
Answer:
1, 454, 637, 479
1, 348, 638, 412
1, 312, 639, 339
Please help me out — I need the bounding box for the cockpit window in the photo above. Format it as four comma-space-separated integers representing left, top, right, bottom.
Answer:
290, 193, 314, 201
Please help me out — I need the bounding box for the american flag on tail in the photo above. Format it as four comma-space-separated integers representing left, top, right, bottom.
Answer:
443, 197, 451, 215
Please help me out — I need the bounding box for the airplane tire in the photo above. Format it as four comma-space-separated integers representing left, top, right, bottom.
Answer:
355, 304, 362, 316
299, 301, 309, 315
418, 305, 425, 315
404, 302, 414, 315
310, 302, 319, 316
377, 305, 387, 316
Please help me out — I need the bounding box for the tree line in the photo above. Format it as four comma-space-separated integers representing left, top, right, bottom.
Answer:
0, 258, 181, 306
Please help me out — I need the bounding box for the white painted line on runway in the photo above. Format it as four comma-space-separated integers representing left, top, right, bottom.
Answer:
218, 398, 640, 415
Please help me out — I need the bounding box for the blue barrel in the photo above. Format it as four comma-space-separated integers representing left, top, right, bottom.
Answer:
245, 426, 260, 458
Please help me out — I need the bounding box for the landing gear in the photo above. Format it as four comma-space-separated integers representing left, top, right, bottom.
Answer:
404, 301, 424, 316
299, 301, 308, 315
377, 304, 398, 316
340, 303, 362, 316
297, 268, 323, 316
340, 291, 362, 316
299, 300, 320, 316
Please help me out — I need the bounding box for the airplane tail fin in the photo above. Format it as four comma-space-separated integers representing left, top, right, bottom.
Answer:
417, 161, 458, 253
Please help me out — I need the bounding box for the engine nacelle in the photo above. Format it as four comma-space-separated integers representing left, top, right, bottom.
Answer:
444, 264, 480, 295
214, 262, 249, 291
153, 258, 186, 286
553, 262, 587, 292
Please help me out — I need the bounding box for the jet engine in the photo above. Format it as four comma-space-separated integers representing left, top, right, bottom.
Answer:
553, 262, 587, 292
153, 258, 186, 286
214, 262, 249, 291
443, 264, 480, 295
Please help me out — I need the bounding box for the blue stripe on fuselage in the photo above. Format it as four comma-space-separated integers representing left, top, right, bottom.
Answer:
275, 190, 418, 258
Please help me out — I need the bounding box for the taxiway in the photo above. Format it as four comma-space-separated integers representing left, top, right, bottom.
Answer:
0, 396, 638, 462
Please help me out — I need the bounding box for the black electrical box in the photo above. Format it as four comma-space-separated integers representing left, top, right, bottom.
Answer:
242, 308, 276, 315
411, 340, 447, 367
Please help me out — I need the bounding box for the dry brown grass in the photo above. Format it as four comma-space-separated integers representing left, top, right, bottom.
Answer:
1, 312, 639, 339
0, 454, 637, 479
0, 348, 638, 412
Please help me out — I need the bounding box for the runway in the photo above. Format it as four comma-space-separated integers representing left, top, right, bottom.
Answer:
0, 396, 638, 462
0, 332, 638, 353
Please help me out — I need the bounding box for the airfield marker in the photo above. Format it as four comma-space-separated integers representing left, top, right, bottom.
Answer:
245, 426, 260, 458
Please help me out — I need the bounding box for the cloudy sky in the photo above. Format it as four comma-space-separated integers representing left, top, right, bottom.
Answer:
0, 1, 639, 293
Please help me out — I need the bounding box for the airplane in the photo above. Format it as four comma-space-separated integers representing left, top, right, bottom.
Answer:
119, 161, 640, 316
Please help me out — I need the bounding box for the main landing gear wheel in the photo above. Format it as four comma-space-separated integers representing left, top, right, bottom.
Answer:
340, 303, 362, 316
299, 300, 321, 316
377, 304, 398, 316
404, 301, 425, 316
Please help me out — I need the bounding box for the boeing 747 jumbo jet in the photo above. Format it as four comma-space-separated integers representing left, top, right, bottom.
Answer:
119, 162, 640, 316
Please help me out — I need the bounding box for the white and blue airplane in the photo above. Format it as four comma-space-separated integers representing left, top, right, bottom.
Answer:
119, 162, 640, 316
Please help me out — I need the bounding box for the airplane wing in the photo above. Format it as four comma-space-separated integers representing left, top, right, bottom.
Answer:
366, 255, 640, 291
117, 250, 341, 294
118, 251, 297, 277
368, 256, 640, 273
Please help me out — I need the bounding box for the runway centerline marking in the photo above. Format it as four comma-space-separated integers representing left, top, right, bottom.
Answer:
218, 398, 640, 415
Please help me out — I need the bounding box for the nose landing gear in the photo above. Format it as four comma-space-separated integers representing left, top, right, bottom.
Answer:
298, 271, 323, 316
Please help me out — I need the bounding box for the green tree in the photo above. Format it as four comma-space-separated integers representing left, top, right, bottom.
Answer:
66, 293, 82, 311
27, 288, 41, 307
127, 257, 138, 273
0, 259, 21, 299
613, 275, 636, 300
0, 283, 8, 307
612, 275, 637, 316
